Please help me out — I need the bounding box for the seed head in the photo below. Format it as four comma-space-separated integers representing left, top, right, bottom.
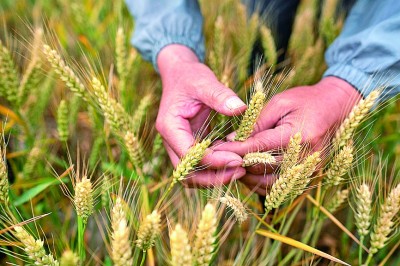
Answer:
326, 189, 349, 213
280, 133, 302, 174
193, 203, 218, 266
369, 183, 400, 254
136, 210, 161, 251
170, 224, 192, 266
60, 250, 79, 266
242, 152, 276, 167
57, 100, 69, 142
219, 195, 248, 224
354, 183, 372, 237
74, 176, 94, 224
326, 144, 354, 186
235, 81, 266, 141
13, 226, 59, 266
124, 131, 144, 169
0, 149, 9, 205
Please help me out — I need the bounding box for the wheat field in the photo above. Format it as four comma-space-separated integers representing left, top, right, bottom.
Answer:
0, 0, 399, 265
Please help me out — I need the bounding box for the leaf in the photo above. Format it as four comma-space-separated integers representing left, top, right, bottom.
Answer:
256, 229, 350, 265
13, 177, 68, 206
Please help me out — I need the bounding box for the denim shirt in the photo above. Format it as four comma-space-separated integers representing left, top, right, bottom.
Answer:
125, 0, 400, 98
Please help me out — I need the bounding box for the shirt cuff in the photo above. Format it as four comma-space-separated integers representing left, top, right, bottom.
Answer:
323, 64, 377, 98
151, 35, 205, 73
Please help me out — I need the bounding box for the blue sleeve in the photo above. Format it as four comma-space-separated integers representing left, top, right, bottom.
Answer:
125, 0, 205, 71
323, 0, 400, 99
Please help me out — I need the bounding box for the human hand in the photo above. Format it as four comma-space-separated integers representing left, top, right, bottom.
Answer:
156, 44, 247, 187
215, 77, 361, 195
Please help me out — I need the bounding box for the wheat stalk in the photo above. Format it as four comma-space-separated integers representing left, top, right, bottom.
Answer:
332, 90, 380, 148
57, 99, 69, 142
0, 40, 19, 106
193, 203, 218, 266
42, 45, 89, 102
170, 224, 192, 266
74, 176, 94, 224
280, 132, 302, 174
242, 152, 276, 167
136, 210, 161, 251
235, 81, 266, 141
219, 195, 248, 224
368, 183, 400, 254
325, 143, 354, 186
13, 226, 59, 266
354, 183, 372, 237
60, 250, 79, 266
111, 197, 133, 266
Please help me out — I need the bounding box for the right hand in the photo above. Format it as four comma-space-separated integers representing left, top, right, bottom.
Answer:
156, 44, 247, 187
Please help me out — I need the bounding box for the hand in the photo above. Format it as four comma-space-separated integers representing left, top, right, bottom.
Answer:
215, 77, 361, 195
156, 44, 247, 187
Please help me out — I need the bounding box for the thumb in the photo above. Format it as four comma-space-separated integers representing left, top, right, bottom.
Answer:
196, 82, 246, 116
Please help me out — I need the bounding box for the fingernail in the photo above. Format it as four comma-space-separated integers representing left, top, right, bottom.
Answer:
227, 160, 242, 167
225, 97, 246, 110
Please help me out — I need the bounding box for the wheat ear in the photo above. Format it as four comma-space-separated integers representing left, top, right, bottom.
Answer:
170, 224, 192, 266
124, 131, 144, 169
325, 143, 354, 186
90, 77, 130, 133
294, 151, 321, 195
74, 176, 94, 224
354, 183, 372, 237
280, 132, 302, 174
260, 25, 277, 67
219, 195, 248, 224
325, 189, 349, 213
0, 147, 9, 205
265, 164, 304, 213
368, 183, 400, 254
23, 146, 42, 178
111, 197, 133, 266
42, 45, 89, 102
0, 41, 19, 106
333, 90, 380, 148
57, 100, 69, 142
60, 250, 79, 266
132, 94, 152, 130
235, 81, 266, 141
172, 138, 211, 184
193, 203, 218, 266
13, 226, 59, 266
242, 152, 276, 167
136, 210, 161, 251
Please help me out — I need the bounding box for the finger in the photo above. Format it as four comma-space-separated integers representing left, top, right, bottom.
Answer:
216, 124, 294, 156
163, 141, 180, 167
201, 149, 243, 169
240, 173, 278, 188
195, 82, 247, 116
156, 113, 195, 158
183, 167, 246, 187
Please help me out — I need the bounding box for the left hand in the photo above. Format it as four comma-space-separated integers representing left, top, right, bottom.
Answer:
214, 77, 361, 195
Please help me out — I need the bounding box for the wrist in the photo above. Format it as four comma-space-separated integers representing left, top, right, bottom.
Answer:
319, 76, 362, 107
157, 44, 199, 75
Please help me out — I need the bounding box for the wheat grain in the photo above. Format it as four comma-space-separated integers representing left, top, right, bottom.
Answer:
42, 45, 89, 102
369, 183, 400, 254
57, 100, 69, 142
60, 250, 79, 266
235, 81, 266, 141
219, 195, 248, 224
74, 176, 94, 224
193, 203, 218, 266
170, 224, 192, 266
333, 90, 380, 148
111, 197, 133, 266
136, 210, 161, 251
354, 183, 372, 237
13, 226, 59, 266
325, 144, 354, 186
